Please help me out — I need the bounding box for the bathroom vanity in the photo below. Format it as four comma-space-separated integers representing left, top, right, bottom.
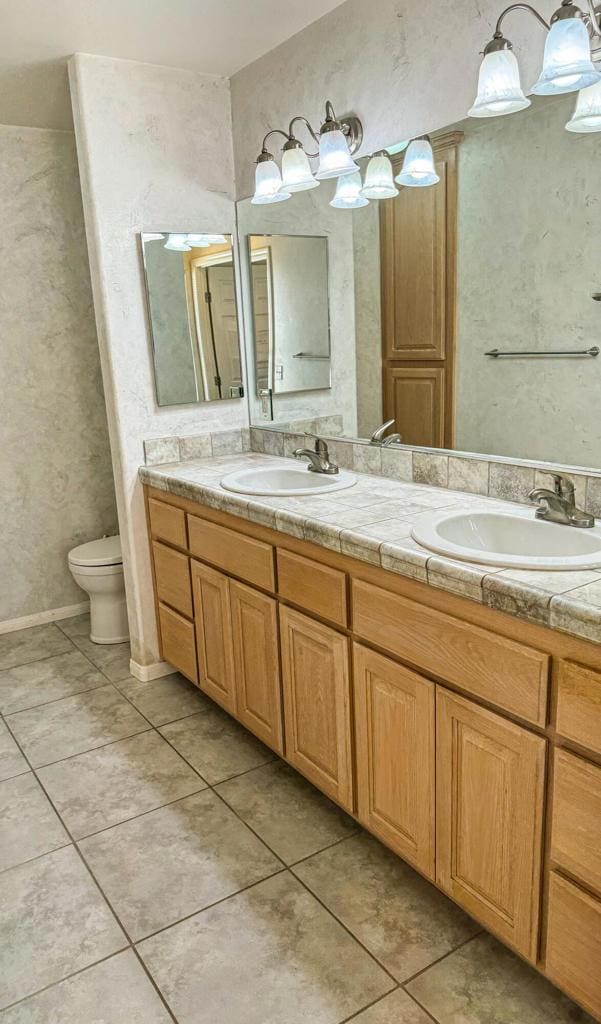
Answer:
142, 463, 601, 1020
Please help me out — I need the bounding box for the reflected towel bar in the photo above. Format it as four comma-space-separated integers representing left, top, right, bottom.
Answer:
292, 351, 330, 359
485, 346, 599, 358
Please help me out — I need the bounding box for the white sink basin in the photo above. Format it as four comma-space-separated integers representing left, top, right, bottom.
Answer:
221, 463, 356, 497
412, 510, 601, 570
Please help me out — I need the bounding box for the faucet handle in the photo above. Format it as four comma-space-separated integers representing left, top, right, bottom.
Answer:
550, 473, 575, 501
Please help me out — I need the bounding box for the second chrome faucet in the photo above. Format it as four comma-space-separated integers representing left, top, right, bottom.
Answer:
529, 473, 594, 528
293, 437, 339, 475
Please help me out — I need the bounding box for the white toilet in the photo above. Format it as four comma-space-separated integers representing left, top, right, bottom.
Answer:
68, 535, 129, 644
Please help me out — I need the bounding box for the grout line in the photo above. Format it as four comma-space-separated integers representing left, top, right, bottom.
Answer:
0, 948, 138, 1015
0, 676, 109, 717
400, 930, 484, 989
26, 726, 153, 771
286, 829, 361, 869
72, 784, 210, 842
336, 986, 400, 1023
0, 839, 73, 877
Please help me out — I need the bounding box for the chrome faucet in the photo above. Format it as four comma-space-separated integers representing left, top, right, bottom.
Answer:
529, 474, 594, 528
293, 437, 339, 475
370, 419, 401, 447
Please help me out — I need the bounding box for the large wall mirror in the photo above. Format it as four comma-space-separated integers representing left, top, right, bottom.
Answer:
141, 232, 244, 407
238, 94, 601, 472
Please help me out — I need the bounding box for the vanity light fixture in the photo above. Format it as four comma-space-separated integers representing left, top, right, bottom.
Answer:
330, 172, 369, 208
164, 233, 191, 251
566, 76, 601, 128
251, 102, 363, 204
395, 137, 440, 187
470, 0, 601, 130
360, 152, 399, 199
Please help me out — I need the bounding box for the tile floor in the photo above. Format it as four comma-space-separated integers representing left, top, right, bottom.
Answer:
0, 614, 595, 1023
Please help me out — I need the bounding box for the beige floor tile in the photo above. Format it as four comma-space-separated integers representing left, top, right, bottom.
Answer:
38, 730, 205, 838
350, 989, 433, 1023
6, 684, 149, 767
0, 721, 28, 781
0, 950, 172, 1023
0, 649, 106, 715
160, 705, 275, 784
0, 773, 69, 871
138, 871, 394, 1024
293, 833, 479, 981
58, 615, 132, 682
0, 624, 72, 672
406, 932, 595, 1024
80, 789, 282, 940
216, 760, 357, 864
118, 672, 207, 726
0, 846, 126, 1009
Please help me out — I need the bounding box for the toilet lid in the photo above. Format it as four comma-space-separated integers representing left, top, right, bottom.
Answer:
69, 535, 122, 567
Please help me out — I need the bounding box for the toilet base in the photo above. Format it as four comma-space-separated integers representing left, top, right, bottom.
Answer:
90, 591, 129, 646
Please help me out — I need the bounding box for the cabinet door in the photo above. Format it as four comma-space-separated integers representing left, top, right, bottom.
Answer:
191, 560, 236, 714
354, 644, 435, 877
436, 688, 545, 961
230, 580, 283, 755
279, 606, 353, 811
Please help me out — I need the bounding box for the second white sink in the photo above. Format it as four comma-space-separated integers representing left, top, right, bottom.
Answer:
221, 462, 356, 497
412, 509, 601, 570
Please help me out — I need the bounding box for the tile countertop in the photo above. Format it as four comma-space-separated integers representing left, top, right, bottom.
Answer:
140, 453, 601, 646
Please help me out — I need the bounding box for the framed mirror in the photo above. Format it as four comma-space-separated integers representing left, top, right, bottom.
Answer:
141, 232, 244, 407
238, 94, 601, 472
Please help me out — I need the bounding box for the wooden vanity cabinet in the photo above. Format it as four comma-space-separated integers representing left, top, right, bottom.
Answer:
230, 580, 282, 753
436, 688, 546, 961
279, 606, 354, 812
191, 560, 236, 715
353, 644, 435, 878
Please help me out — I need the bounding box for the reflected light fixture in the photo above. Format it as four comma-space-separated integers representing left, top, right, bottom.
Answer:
396, 137, 440, 187
164, 233, 191, 251
566, 75, 601, 129
360, 152, 398, 199
186, 234, 211, 247
470, 0, 601, 127
330, 172, 369, 208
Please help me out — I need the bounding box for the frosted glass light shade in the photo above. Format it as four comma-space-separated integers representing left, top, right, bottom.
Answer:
330, 172, 369, 208
468, 49, 531, 117
251, 159, 290, 204
395, 139, 440, 187
566, 78, 601, 131
164, 233, 191, 251
281, 146, 319, 192
186, 234, 211, 247
315, 129, 360, 180
532, 17, 601, 95
360, 154, 399, 199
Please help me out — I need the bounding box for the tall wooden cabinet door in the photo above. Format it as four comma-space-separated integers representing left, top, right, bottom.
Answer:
353, 644, 435, 878
384, 366, 445, 449
191, 560, 236, 714
279, 606, 353, 812
436, 688, 546, 961
229, 580, 283, 755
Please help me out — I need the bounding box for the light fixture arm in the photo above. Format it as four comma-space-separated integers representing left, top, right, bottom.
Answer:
494, 3, 550, 38
287, 116, 320, 158
259, 128, 290, 155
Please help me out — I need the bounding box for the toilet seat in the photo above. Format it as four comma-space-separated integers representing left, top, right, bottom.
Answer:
68, 535, 122, 569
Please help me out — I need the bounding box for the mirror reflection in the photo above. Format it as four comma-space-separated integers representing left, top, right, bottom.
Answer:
141, 232, 243, 407
238, 94, 601, 471
247, 234, 330, 397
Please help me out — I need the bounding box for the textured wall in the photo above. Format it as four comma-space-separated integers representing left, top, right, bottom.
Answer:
69, 54, 246, 666
238, 184, 357, 433
230, 0, 555, 199
455, 95, 601, 468
0, 124, 117, 623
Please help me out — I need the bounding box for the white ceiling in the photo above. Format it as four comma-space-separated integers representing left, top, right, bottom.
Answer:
0, 0, 346, 129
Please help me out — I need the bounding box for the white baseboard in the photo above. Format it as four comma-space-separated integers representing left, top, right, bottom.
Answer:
0, 601, 90, 636
129, 658, 175, 682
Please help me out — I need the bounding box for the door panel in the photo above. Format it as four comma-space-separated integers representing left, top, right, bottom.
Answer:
279, 606, 353, 811
191, 560, 236, 713
353, 644, 435, 877
384, 365, 445, 448
436, 687, 545, 961
230, 579, 283, 754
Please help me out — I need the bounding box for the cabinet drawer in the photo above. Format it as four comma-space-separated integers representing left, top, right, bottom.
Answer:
188, 514, 275, 591
546, 872, 601, 1021
556, 660, 601, 755
551, 749, 601, 894
352, 579, 549, 725
152, 541, 192, 618
148, 497, 187, 548
277, 549, 347, 627
158, 602, 197, 683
